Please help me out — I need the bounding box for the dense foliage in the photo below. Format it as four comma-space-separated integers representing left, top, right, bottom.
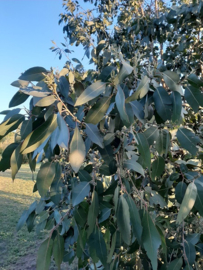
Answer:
1, 0, 203, 269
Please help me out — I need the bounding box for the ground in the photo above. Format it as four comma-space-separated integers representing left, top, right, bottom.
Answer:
0, 165, 76, 270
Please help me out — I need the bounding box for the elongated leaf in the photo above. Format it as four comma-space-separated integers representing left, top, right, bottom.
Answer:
184, 241, 196, 265
19, 66, 48, 81
11, 144, 23, 180
21, 114, 57, 154
153, 87, 172, 121
0, 114, 25, 141
176, 182, 197, 224
136, 133, 151, 169
143, 126, 159, 146
129, 101, 145, 122
78, 170, 92, 182
87, 191, 99, 236
163, 70, 183, 94
75, 81, 106, 106
35, 95, 56, 107
85, 123, 104, 148
107, 232, 116, 263
50, 113, 70, 150
88, 227, 107, 267
53, 233, 64, 269
155, 129, 170, 157
194, 180, 203, 216
116, 195, 131, 245
20, 87, 51, 97
124, 157, 144, 176
167, 257, 183, 270
4, 108, 21, 121
151, 156, 165, 181
9, 91, 29, 108
0, 143, 18, 172
171, 91, 182, 122
126, 195, 142, 244
115, 85, 129, 125
177, 128, 200, 156
175, 182, 187, 204
115, 58, 133, 85
59, 76, 70, 99
72, 181, 90, 206
85, 96, 111, 124
187, 73, 203, 87
11, 79, 29, 88
142, 212, 161, 270
69, 126, 86, 172
37, 162, 56, 197
37, 238, 53, 270
126, 76, 149, 102
185, 85, 203, 113
20, 119, 32, 140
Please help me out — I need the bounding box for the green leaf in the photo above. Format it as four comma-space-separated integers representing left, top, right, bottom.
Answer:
107, 232, 116, 263
69, 126, 86, 172
175, 182, 187, 204
126, 76, 149, 102
143, 126, 159, 146
0, 114, 25, 140
176, 182, 197, 224
9, 91, 29, 108
50, 113, 70, 150
123, 157, 145, 176
72, 181, 90, 206
185, 85, 203, 113
16, 210, 29, 232
184, 241, 196, 265
151, 156, 165, 181
167, 257, 182, 270
19, 66, 48, 81
187, 73, 203, 87
78, 170, 92, 182
87, 190, 99, 236
11, 79, 29, 88
85, 123, 104, 148
59, 76, 70, 99
126, 195, 142, 244
162, 70, 183, 94
136, 133, 151, 169
116, 195, 131, 245
53, 233, 64, 269
85, 96, 111, 124
0, 143, 18, 172
194, 179, 203, 216
155, 129, 170, 157
115, 85, 129, 125
142, 211, 161, 270
129, 101, 145, 122
11, 144, 23, 180
150, 191, 167, 208
115, 58, 133, 85
171, 91, 182, 123
35, 95, 56, 107
153, 87, 172, 121
37, 238, 53, 270
88, 227, 107, 267
21, 114, 57, 154
20, 119, 32, 140
37, 162, 56, 197
177, 128, 200, 156
75, 81, 106, 106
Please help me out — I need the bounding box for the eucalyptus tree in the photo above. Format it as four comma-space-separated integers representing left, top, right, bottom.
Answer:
1, 0, 203, 269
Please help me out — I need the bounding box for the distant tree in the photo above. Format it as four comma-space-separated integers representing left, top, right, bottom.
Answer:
1, 0, 203, 269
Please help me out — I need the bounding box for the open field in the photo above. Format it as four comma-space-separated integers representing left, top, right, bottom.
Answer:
0, 165, 76, 270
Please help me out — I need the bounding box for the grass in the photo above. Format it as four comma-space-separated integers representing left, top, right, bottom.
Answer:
0, 164, 76, 270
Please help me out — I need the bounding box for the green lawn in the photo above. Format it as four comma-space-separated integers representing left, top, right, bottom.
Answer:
0, 165, 76, 270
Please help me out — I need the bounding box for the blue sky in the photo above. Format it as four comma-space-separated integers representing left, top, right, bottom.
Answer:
0, 0, 92, 122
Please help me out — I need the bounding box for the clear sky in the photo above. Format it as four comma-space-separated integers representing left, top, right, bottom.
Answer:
0, 0, 92, 122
